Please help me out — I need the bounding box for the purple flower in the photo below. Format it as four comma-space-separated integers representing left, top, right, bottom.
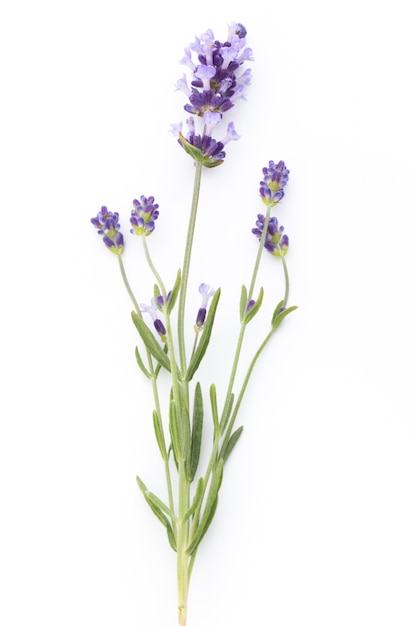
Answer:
252, 214, 289, 257
173, 23, 252, 166
130, 196, 159, 237
195, 283, 215, 330
259, 160, 290, 207
141, 298, 167, 342
91, 206, 124, 255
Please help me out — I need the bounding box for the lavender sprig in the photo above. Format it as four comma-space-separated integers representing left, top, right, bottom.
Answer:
90, 23, 297, 626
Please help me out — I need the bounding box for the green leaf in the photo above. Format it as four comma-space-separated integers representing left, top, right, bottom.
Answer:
152, 410, 168, 460
167, 269, 181, 314
187, 383, 204, 482
221, 426, 244, 464
134, 346, 151, 379
187, 459, 224, 555
219, 392, 234, 435
184, 477, 204, 522
169, 399, 181, 465
271, 304, 298, 330
136, 476, 177, 551
153, 284, 161, 308
209, 384, 219, 437
131, 311, 171, 372
245, 287, 264, 324
239, 285, 248, 322
186, 288, 221, 381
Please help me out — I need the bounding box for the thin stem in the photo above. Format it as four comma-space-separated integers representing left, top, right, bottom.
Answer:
219, 329, 273, 459
117, 253, 141, 316
178, 160, 203, 377
282, 255, 290, 307
177, 459, 190, 626
142, 237, 168, 301
219, 205, 273, 431
118, 253, 175, 518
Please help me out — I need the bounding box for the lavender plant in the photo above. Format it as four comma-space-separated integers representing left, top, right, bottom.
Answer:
91, 22, 296, 626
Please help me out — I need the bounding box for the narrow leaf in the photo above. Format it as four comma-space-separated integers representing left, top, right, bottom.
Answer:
178, 384, 191, 461
167, 269, 181, 314
271, 304, 298, 330
186, 288, 221, 381
184, 477, 204, 522
152, 410, 168, 460
136, 476, 177, 551
169, 399, 181, 465
187, 382, 204, 482
131, 311, 171, 371
245, 287, 264, 323
209, 384, 219, 437
187, 459, 224, 555
221, 426, 244, 464
134, 346, 151, 379
219, 392, 234, 435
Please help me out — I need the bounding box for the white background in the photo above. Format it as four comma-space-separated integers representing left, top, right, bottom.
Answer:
1, 1, 416, 624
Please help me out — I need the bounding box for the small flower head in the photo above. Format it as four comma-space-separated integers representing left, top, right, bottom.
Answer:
252, 214, 289, 257
91, 206, 124, 255
130, 196, 159, 236
195, 283, 215, 331
141, 298, 167, 342
259, 160, 290, 207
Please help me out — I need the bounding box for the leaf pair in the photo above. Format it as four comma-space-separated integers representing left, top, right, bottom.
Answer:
136, 475, 177, 551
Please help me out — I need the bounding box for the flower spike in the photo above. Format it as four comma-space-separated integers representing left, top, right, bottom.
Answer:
173, 23, 252, 166
259, 160, 290, 207
130, 196, 159, 237
252, 214, 289, 257
91, 206, 124, 255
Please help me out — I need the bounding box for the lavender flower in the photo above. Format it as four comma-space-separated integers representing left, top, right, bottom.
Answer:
141, 298, 167, 342
91, 206, 124, 255
252, 214, 289, 257
173, 22, 252, 166
130, 196, 159, 237
259, 160, 290, 207
195, 283, 215, 330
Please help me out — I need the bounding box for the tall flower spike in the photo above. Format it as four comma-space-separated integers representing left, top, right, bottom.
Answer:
260, 160, 290, 207
173, 22, 253, 166
130, 196, 159, 237
252, 214, 289, 257
91, 206, 124, 255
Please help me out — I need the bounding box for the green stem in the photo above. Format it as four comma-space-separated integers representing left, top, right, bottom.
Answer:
177, 459, 190, 626
219, 329, 273, 459
178, 160, 203, 377
117, 253, 141, 316
282, 255, 290, 307
219, 204, 273, 432
118, 253, 175, 519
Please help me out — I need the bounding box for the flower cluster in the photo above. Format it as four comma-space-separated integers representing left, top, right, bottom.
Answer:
252, 160, 290, 256
252, 214, 289, 257
260, 160, 290, 207
91, 206, 124, 255
130, 196, 159, 236
173, 23, 252, 166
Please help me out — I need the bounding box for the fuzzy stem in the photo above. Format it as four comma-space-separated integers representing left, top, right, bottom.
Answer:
178, 160, 203, 377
